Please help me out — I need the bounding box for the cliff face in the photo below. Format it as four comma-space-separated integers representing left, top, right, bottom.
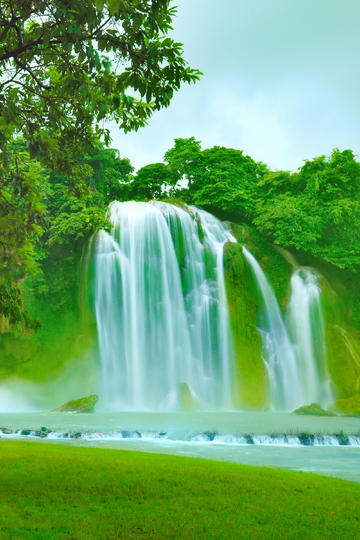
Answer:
224, 222, 360, 412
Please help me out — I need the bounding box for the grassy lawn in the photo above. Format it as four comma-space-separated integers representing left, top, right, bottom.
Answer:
0, 442, 359, 539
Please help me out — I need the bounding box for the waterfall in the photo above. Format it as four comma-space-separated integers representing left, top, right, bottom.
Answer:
243, 248, 332, 410
93, 201, 235, 411
286, 268, 333, 407
242, 247, 302, 410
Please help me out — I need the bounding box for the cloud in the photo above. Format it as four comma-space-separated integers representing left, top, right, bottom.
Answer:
109, 0, 360, 171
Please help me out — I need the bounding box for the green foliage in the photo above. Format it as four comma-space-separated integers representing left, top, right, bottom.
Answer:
47, 196, 109, 247
190, 146, 268, 220
0, 1, 200, 322
160, 139, 360, 273
84, 144, 134, 204
254, 149, 360, 271
164, 139, 268, 220
164, 136, 202, 184
0, 138, 47, 326
129, 162, 176, 200
0, 1, 201, 161
0, 139, 45, 281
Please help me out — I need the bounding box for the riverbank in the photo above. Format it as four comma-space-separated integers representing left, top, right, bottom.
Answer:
0, 441, 359, 539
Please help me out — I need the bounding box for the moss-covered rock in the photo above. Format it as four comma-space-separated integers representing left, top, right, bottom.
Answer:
331, 395, 360, 415
318, 271, 360, 399
288, 250, 360, 401
292, 403, 336, 417
177, 382, 198, 411
224, 242, 268, 408
228, 222, 292, 307
53, 394, 98, 413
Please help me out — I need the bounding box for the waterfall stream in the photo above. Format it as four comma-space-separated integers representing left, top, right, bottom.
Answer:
286, 268, 333, 407
94, 201, 235, 411
93, 201, 333, 412
242, 247, 302, 410
243, 248, 333, 410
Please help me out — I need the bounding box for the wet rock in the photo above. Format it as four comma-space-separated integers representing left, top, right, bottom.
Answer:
203, 431, 218, 441
244, 434, 254, 445
298, 433, 315, 446
293, 403, 335, 416
1, 428, 14, 435
53, 394, 98, 413
336, 431, 350, 446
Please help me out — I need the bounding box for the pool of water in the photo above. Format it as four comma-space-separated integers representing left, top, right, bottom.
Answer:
0, 411, 359, 483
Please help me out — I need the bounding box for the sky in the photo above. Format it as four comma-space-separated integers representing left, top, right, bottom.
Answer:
109, 0, 360, 172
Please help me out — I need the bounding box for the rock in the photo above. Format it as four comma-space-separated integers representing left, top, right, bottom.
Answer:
336, 430, 350, 446
245, 434, 254, 445
203, 431, 217, 441
298, 433, 315, 446
177, 382, 198, 411
1, 428, 13, 435
292, 403, 336, 416
53, 394, 99, 413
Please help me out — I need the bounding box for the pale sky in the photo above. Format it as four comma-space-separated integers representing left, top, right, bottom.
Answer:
109, 0, 360, 172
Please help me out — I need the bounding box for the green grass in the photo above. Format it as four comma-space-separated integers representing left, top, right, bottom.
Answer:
0, 443, 359, 539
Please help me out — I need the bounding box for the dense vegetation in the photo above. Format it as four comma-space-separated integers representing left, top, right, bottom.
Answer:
149, 138, 360, 273
0, 0, 200, 323
2, 2, 359, 332
2, 135, 360, 326
0, 442, 359, 539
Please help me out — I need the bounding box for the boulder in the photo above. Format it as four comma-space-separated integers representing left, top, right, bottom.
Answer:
292, 402, 335, 416
177, 382, 198, 411
53, 394, 98, 413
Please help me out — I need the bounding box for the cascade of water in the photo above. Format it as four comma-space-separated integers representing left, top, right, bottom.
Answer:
286, 268, 333, 407
93, 201, 235, 411
242, 247, 302, 410
243, 248, 333, 410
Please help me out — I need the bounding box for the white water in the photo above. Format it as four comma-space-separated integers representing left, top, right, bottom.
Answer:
243, 248, 333, 410
94, 201, 235, 411
242, 247, 302, 410
286, 268, 333, 407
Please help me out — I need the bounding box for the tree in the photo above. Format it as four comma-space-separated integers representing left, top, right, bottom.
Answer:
0, 1, 200, 322
0, 0, 201, 177
128, 162, 175, 199
254, 149, 360, 270
164, 136, 202, 186
0, 138, 46, 326
164, 140, 268, 220
84, 144, 134, 204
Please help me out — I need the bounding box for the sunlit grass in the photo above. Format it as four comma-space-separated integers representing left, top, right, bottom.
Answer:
0, 441, 359, 539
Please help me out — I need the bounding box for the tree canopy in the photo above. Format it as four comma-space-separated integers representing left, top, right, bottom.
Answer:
127, 139, 360, 272
0, 0, 201, 323
0, 0, 200, 175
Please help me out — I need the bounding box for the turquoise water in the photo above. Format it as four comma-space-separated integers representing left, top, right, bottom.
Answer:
0, 411, 359, 483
